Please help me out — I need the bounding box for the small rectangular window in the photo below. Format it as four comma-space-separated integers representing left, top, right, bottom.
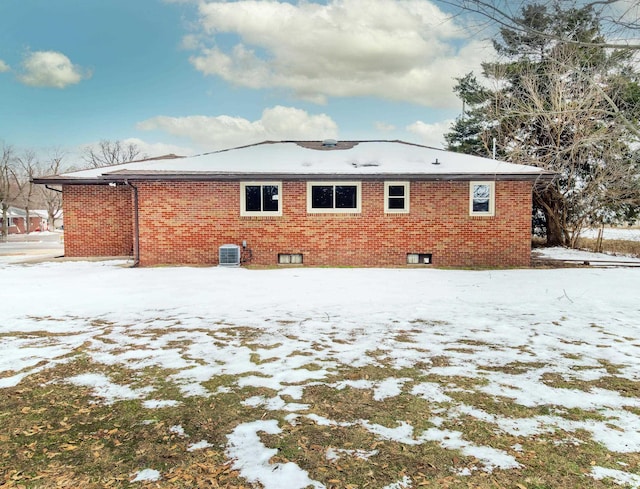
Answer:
241, 182, 282, 216
407, 253, 432, 265
385, 182, 410, 213
278, 253, 303, 264
307, 182, 361, 213
469, 181, 495, 216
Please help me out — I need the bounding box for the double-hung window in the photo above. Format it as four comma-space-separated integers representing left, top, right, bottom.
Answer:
240, 182, 282, 216
469, 181, 495, 216
384, 182, 410, 213
307, 182, 361, 213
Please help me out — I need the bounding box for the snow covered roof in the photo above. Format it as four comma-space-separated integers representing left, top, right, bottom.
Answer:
30, 210, 52, 218
34, 141, 553, 184
6, 206, 27, 218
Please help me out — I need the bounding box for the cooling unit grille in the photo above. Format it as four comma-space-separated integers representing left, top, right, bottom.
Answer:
219, 244, 241, 266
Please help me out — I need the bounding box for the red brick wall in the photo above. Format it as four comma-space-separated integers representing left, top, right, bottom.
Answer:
63, 184, 133, 257
129, 179, 532, 267
6, 216, 44, 234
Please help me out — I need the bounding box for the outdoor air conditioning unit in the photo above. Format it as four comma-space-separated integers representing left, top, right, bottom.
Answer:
219, 244, 241, 266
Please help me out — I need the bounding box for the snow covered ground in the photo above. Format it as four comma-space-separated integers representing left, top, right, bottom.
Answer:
535, 246, 640, 263
2, 258, 640, 487
581, 227, 640, 242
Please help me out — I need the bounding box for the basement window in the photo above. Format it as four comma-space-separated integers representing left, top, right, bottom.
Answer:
307, 182, 361, 213
469, 181, 495, 216
278, 253, 303, 264
241, 182, 282, 216
407, 253, 432, 265
384, 182, 410, 213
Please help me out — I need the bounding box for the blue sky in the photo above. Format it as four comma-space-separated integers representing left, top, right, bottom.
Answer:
0, 0, 495, 161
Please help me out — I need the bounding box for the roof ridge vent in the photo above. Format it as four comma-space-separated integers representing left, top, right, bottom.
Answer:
322, 139, 338, 147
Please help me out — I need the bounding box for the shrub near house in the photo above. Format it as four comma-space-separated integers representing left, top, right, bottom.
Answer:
34, 140, 552, 267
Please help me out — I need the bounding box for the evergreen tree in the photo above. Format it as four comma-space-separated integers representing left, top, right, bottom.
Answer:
445, 73, 494, 158
445, 1, 640, 246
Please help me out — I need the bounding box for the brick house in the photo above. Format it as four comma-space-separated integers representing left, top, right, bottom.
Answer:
2, 207, 48, 234
34, 140, 552, 267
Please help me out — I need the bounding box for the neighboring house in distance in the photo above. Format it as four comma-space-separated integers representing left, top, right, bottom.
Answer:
2, 207, 49, 234
35, 209, 64, 231
33, 140, 553, 267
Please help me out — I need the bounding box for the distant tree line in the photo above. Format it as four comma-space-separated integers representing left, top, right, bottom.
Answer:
443, 0, 640, 246
0, 140, 144, 240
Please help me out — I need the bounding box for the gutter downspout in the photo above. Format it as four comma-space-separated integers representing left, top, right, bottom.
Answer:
45, 185, 63, 193
125, 180, 140, 267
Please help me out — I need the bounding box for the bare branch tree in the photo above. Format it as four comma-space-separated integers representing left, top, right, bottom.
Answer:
15, 150, 40, 233
0, 143, 21, 240
36, 151, 65, 231
440, 0, 640, 50
483, 46, 640, 244
82, 139, 146, 169
445, 3, 640, 244
444, 1, 640, 147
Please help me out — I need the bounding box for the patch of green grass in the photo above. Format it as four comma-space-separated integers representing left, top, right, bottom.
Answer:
394, 333, 418, 343
444, 347, 478, 354
541, 371, 640, 399
0, 359, 262, 488
447, 390, 545, 419
597, 359, 625, 375
479, 361, 547, 375
296, 362, 324, 371
249, 352, 280, 364
1, 333, 638, 489
593, 376, 640, 397
409, 319, 449, 326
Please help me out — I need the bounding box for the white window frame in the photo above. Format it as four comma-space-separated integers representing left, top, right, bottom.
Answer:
306, 181, 362, 213
240, 181, 282, 217
384, 181, 410, 214
469, 181, 495, 216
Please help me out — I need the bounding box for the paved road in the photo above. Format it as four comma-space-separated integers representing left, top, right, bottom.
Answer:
0, 233, 64, 262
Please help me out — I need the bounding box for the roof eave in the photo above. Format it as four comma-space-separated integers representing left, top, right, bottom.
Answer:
33, 171, 555, 185
105, 172, 552, 182
32, 176, 112, 186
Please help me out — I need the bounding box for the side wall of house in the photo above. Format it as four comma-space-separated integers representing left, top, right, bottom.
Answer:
63, 185, 133, 257
4, 217, 42, 234
135, 180, 532, 267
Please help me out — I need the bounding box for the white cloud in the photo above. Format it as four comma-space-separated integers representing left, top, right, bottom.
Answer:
406, 119, 454, 149
137, 106, 339, 150
0, 60, 9, 73
121, 138, 195, 158
186, 0, 491, 107
375, 121, 396, 132
18, 51, 90, 88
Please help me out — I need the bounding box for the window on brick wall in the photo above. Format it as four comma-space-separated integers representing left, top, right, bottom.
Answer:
240, 182, 282, 216
407, 253, 432, 265
384, 181, 410, 213
307, 182, 361, 213
278, 253, 303, 264
469, 181, 495, 216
